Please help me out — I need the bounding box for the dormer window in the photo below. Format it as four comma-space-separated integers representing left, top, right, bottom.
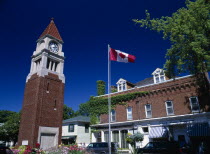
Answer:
116, 78, 127, 92
152, 68, 166, 84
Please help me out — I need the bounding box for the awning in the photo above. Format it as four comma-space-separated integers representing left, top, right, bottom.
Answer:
62, 136, 76, 139
187, 123, 210, 137
149, 126, 168, 138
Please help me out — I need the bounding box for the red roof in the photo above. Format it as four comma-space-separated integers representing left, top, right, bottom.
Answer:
39, 18, 63, 42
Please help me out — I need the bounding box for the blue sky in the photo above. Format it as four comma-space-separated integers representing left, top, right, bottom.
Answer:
0, 0, 186, 112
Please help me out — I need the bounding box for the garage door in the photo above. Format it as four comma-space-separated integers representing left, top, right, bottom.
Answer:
40, 133, 56, 150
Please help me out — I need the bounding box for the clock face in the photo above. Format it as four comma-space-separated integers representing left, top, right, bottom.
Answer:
49, 42, 59, 52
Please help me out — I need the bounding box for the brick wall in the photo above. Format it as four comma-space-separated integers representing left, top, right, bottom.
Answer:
18, 73, 64, 147
100, 76, 210, 123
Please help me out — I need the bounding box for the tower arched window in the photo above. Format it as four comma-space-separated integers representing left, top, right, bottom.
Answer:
46, 82, 50, 93
47, 58, 59, 72
54, 100, 57, 110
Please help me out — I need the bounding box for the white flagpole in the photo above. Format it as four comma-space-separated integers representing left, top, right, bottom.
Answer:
108, 44, 111, 154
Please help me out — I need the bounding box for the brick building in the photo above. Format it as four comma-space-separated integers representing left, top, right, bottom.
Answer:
18, 19, 65, 150
91, 68, 210, 150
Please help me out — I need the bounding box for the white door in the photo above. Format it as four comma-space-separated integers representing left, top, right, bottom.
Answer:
40, 133, 56, 150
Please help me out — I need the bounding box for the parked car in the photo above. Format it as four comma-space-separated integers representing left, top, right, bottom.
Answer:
137, 141, 180, 154
0, 146, 13, 154
179, 144, 193, 154
86, 142, 118, 154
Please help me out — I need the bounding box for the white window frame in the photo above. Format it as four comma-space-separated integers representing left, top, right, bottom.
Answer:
153, 69, 166, 84
117, 79, 127, 92
165, 101, 174, 115
127, 107, 133, 120
68, 124, 74, 132
145, 104, 152, 118
189, 96, 200, 113
111, 109, 116, 122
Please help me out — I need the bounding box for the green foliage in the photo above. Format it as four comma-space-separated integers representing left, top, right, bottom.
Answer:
90, 114, 100, 125
0, 110, 16, 123
0, 112, 20, 145
111, 89, 117, 93
91, 128, 100, 133
97, 80, 106, 96
125, 133, 133, 144
126, 132, 144, 154
17, 145, 27, 154
133, 133, 144, 142
77, 103, 90, 116
126, 133, 143, 145
87, 91, 148, 124
133, 0, 210, 77
111, 86, 118, 93
63, 104, 78, 120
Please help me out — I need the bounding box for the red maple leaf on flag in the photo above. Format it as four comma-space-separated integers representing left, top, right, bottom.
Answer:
119, 53, 126, 59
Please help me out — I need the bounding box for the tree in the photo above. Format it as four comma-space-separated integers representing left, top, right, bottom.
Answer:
0, 110, 16, 123
63, 104, 77, 120
126, 132, 144, 154
0, 112, 20, 146
133, 0, 210, 78
78, 102, 90, 116
97, 80, 106, 96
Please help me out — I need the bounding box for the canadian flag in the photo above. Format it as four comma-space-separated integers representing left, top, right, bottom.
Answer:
109, 47, 136, 63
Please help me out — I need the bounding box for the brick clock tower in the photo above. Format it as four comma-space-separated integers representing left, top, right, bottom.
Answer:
18, 19, 65, 150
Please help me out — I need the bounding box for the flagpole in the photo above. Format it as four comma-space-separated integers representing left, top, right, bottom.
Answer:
108, 44, 111, 154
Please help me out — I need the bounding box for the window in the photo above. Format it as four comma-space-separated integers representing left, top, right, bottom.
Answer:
118, 81, 126, 91
152, 68, 165, 83
121, 130, 128, 148
46, 58, 59, 72
189, 96, 200, 112
145, 104, 152, 118
111, 110, 116, 122
127, 107, 133, 120
112, 131, 119, 142
54, 100, 57, 110
85, 124, 89, 133
68, 124, 74, 132
142, 127, 149, 133
46, 82, 50, 93
165, 101, 174, 115
117, 79, 127, 92
155, 74, 160, 83
122, 82, 126, 91
104, 131, 109, 142
34, 58, 42, 72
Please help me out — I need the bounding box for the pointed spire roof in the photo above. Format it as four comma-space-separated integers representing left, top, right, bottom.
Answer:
39, 18, 63, 42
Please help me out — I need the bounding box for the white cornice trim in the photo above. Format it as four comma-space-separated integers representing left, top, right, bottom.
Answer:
26, 70, 65, 83
116, 78, 126, 84
91, 112, 210, 127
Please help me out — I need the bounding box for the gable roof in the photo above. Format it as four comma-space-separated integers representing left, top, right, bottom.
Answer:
38, 18, 63, 42
116, 78, 135, 86
135, 77, 154, 87
63, 116, 90, 123
152, 68, 163, 75
116, 78, 126, 84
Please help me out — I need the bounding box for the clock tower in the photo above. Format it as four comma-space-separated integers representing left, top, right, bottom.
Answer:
18, 19, 65, 150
